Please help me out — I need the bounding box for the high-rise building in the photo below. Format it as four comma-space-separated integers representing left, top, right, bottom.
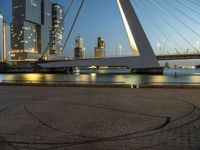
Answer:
41, 0, 52, 57
0, 13, 3, 60
94, 37, 106, 58
74, 35, 85, 59
0, 13, 11, 61
11, 0, 51, 60
6, 24, 11, 60
50, 3, 64, 56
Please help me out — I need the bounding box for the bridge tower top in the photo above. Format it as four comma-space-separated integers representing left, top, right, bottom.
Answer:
117, 0, 157, 60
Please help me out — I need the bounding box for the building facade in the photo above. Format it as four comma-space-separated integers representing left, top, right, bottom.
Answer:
0, 13, 11, 61
50, 3, 64, 56
74, 35, 85, 59
6, 24, 11, 60
11, 0, 51, 60
41, 0, 52, 58
94, 37, 106, 58
0, 13, 3, 60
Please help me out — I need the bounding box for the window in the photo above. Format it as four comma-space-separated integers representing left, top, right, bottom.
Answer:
31, 0, 37, 7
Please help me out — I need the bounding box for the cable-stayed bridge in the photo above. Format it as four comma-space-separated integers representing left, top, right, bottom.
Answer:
37, 0, 200, 74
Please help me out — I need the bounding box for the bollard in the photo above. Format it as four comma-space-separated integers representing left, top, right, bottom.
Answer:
131, 84, 134, 88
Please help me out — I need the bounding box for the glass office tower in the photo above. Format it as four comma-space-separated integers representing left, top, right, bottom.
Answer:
11, 0, 51, 60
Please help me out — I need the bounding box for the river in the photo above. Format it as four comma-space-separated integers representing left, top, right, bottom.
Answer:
0, 69, 199, 85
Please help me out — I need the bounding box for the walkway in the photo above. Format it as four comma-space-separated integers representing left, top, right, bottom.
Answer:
0, 86, 199, 150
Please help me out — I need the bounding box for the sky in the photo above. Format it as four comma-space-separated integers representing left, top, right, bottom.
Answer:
0, 0, 200, 61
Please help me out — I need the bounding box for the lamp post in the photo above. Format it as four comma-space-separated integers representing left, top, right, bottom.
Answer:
157, 43, 161, 55
119, 45, 122, 57
163, 40, 165, 55
196, 41, 199, 53
8, 51, 10, 60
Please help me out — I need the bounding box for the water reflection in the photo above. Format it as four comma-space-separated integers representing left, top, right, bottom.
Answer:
22, 74, 42, 81
0, 69, 199, 84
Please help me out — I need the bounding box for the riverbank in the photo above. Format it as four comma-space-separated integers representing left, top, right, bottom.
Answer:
0, 80, 200, 89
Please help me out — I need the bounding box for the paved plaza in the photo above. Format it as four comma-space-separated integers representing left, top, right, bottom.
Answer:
0, 86, 200, 150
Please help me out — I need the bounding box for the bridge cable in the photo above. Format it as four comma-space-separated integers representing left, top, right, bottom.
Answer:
138, 0, 185, 54
135, 0, 170, 41
61, 0, 85, 54
40, 0, 74, 60
176, 0, 200, 17
150, 0, 200, 54
151, 0, 200, 40
135, 0, 185, 54
133, 2, 162, 45
188, 0, 200, 8
164, 0, 200, 25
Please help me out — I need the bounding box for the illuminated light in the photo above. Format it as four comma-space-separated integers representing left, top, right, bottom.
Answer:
31, 0, 37, 7
117, 0, 140, 56
13, 6, 19, 9
90, 73, 97, 81
149, 76, 168, 83
89, 66, 97, 69
99, 66, 109, 69
157, 43, 161, 47
10, 49, 38, 54
22, 74, 42, 81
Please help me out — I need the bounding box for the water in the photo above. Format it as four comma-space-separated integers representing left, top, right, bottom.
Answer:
0, 69, 199, 85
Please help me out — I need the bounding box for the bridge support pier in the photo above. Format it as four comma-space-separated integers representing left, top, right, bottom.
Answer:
131, 67, 164, 74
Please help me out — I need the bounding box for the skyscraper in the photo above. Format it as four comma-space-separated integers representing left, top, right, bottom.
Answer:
94, 37, 106, 58
41, 0, 52, 57
0, 13, 3, 60
0, 13, 11, 61
50, 3, 64, 56
74, 35, 85, 59
11, 0, 51, 60
6, 24, 11, 60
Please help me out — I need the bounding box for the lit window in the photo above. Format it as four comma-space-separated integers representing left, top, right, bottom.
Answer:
31, 0, 37, 7
13, 6, 19, 9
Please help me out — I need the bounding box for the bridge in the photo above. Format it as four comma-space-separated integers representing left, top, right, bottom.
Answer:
37, 0, 200, 74
156, 54, 200, 60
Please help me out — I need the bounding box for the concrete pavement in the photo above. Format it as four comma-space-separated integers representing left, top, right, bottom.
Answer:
0, 86, 200, 150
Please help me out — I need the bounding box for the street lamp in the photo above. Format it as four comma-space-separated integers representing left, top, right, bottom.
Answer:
119, 45, 122, 57
196, 41, 199, 53
163, 40, 165, 55
157, 43, 161, 55
8, 51, 10, 60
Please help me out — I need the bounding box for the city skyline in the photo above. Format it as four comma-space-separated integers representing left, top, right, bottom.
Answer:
0, 0, 200, 61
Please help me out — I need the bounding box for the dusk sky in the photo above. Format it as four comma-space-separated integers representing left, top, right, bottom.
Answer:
1, 0, 200, 59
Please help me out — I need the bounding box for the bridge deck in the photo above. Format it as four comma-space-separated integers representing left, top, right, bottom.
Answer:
156, 54, 200, 60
